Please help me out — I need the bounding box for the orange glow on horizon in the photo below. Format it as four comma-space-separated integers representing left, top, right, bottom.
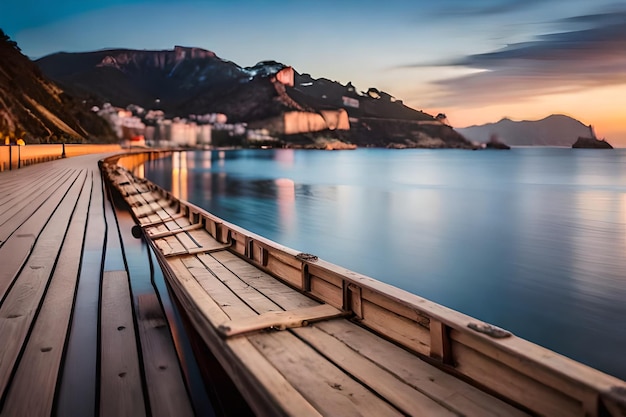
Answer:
422, 84, 626, 147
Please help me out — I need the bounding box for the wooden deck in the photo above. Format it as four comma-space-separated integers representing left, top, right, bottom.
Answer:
104, 152, 626, 417
0, 153, 218, 417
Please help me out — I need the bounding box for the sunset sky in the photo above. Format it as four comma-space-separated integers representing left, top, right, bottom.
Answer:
2, 0, 625, 145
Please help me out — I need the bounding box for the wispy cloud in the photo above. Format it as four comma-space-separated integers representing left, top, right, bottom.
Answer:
435, 0, 545, 16
427, 7, 626, 106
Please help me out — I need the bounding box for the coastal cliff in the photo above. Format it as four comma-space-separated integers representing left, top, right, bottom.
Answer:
0, 29, 115, 143
37, 46, 475, 149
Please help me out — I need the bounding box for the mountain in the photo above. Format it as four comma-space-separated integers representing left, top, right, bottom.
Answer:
457, 115, 592, 147
0, 29, 116, 143
36, 46, 473, 149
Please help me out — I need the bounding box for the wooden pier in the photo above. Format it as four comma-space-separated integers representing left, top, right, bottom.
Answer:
1, 150, 625, 417
0, 152, 217, 417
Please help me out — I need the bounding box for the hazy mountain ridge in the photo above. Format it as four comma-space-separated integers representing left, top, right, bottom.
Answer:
457, 114, 593, 147
0, 29, 115, 143
36, 46, 473, 148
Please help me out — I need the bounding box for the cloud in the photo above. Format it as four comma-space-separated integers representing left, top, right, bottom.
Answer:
429, 8, 626, 106
438, 0, 545, 16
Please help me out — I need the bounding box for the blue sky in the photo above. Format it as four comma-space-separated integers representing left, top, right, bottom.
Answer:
2, 0, 625, 143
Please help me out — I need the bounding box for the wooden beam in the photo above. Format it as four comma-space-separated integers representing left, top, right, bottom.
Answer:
217, 304, 345, 338
100, 271, 146, 417
430, 319, 453, 365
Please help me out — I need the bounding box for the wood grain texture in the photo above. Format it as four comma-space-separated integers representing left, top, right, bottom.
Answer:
100, 271, 146, 417
0, 170, 85, 401
135, 293, 194, 417
248, 331, 403, 417
218, 304, 344, 338
0, 169, 91, 417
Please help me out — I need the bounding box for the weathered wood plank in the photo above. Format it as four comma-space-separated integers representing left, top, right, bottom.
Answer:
0, 169, 90, 417
0, 168, 72, 228
135, 293, 194, 417
210, 250, 318, 310
146, 223, 202, 239
0, 170, 86, 401
165, 256, 230, 327
227, 336, 323, 417
181, 255, 257, 321
0, 168, 53, 208
292, 324, 459, 417
196, 253, 282, 314
218, 304, 344, 338
175, 231, 200, 251
248, 331, 404, 417
360, 299, 431, 357
451, 340, 579, 417
315, 319, 530, 417
55, 168, 106, 417
100, 270, 146, 417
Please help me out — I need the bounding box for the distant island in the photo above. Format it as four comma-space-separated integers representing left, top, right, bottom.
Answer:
457, 114, 612, 148
572, 137, 613, 149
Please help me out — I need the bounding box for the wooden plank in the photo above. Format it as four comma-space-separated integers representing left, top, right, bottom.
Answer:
175, 230, 200, 251
180, 255, 258, 321
315, 319, 530, 417
140, 212, 185, 227
146, 223, 202, 239
211, 250, 319, 310
55, 169, 106, 417
0, 168, 69, 228
0, 170, 86, 401
163, 244, 230, 258
309, 276, 343, 308
0, 169, 74, 245
248, 331, 404, 417
451, 341, 580, 417
360, 299, 431, 357
227, 336, 323, 417
218, 304, 345, 338
188, 229, 227, 250
0, 170, 91, 417
0, 168, 52, 208
196, 252, 282, 314
100, 270, 146, 417
165, 256, 231, 328
135, 293, 194, 417
292, 324, 458, 417
154, 235, 186, 256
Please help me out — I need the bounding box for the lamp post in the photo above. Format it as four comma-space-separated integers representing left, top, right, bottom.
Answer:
16, 139, 25, 169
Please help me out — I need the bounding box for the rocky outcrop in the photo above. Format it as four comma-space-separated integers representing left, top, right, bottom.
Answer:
572, 137, 613, 149
484, 135, 510, 149
0, 29, 115, 143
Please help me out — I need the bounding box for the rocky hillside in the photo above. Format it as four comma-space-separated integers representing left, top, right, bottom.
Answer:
0, 29, 116, 143
457, 114, 592, 147
37, 46, 474, 149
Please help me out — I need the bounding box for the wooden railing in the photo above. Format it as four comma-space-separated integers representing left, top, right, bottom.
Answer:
108, 151, 626, 417
0, 144, 122, 171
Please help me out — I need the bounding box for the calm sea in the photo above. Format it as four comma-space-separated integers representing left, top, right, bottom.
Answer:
143, 148, 626, 380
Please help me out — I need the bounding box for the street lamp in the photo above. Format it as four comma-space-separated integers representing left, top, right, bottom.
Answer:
16, 139, 25, 168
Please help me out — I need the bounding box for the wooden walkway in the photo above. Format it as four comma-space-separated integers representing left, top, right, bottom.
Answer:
0, 153, 215, 417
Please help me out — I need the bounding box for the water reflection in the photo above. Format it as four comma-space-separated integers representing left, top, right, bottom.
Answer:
275, 178, 295, 235
172, 151, 188, 200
